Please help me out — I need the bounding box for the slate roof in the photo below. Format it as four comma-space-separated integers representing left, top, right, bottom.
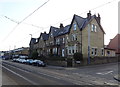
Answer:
56, 25, 70, 37
70, 14, 105, 34
41, 33, 49, 41
49, 26, 59, 37
29, 38, 37, 45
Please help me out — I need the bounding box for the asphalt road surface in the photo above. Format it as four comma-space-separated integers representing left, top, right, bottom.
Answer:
1, 60, 119, 86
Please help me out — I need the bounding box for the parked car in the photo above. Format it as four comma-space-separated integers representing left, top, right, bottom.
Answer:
15, 58, 20, 62
20, 59, 27, 64
26, 59, 34, 65
12, 58, 17, 62
33, 60, 46, 67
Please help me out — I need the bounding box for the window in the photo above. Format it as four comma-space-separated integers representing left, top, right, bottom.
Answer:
69, 49, 71, 54
101, 48, 104, 56
91, 24, 97, 32
56, 38, 60, 45
72, 34, 77, 41
94, 48, 97, 56
53, 48, 57, 54
76, 35, 77, 40
73, 24, 77, 30
91, 48, 94, 55
91, 48, 97, 56
50, 33, 53, 37
63, 38, 65, 43
107, 51, 110, 54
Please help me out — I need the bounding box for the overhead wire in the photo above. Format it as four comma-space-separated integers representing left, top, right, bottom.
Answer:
2, 0, 50, 42
1, 0, 117, 50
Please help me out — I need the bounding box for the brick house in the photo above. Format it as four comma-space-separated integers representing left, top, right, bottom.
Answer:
107, 34, 120, 56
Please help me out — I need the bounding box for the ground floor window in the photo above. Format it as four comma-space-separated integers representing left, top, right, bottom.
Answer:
101, 48, 104, 56
91, 47, 97, 56
62, 49, 65, 57
67, 45, 78, 55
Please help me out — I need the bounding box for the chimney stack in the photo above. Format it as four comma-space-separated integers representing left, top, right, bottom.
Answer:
87, 10, 91, 20
44, 31, 46, 34
97, 13, 101, 24
60, 23, 64, 28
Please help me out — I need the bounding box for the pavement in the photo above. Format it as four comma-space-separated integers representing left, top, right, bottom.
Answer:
114, 75, 120, 82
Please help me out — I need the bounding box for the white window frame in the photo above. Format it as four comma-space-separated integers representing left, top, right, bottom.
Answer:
91, 24, 97, 32
101, 48, 104, 56
73, 23, 77, 30
63, 37, 65, 43
94, 48, 97, 56
91, 48, 94, 55
91, 47, 97, 56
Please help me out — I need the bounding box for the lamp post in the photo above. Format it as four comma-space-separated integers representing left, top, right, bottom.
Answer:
29, 34, 32, 39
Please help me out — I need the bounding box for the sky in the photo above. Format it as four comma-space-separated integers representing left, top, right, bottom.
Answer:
0, 0, 119, 51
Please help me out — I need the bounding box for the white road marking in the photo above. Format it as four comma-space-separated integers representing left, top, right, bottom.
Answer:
2, 65, 38, 85
96, 71, 113, 75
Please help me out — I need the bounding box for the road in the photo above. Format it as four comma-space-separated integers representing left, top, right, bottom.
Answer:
1, 60, 119, 86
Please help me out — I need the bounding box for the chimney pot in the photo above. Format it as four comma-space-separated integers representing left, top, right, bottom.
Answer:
97, 13, 101, 24
87, 10, 91, 19
60, 23, 64, 28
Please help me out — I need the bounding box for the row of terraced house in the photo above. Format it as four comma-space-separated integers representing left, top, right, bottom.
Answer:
29, 11, 116, 59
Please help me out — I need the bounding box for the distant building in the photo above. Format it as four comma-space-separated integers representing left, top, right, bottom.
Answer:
104, 47, 116, 57
13, 47, 29, 56
0, 51, 5, 58
107, 34, 120, 56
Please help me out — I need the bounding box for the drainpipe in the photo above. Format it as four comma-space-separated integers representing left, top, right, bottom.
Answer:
80, 29, 82, 54
88, 24, 91, 64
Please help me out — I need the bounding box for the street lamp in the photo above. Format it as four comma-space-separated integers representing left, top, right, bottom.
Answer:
29, 34, 32, 39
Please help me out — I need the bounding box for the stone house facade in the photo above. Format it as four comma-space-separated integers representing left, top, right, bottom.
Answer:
29, 11, 108, 58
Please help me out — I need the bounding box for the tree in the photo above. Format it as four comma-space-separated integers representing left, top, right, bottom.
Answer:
31, 51, 38, 59
73, 53, 83, 61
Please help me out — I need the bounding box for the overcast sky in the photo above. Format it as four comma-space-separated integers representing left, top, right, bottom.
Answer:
0, 0, 119, 51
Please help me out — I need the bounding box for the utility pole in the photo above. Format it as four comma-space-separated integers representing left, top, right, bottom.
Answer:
88, 24, 91, 64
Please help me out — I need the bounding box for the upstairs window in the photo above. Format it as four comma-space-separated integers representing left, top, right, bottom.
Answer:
56, 38, 60, 45
73, 24, 77, 30
72, 34, 77, 41
50, 33, 53, 37
91, 24, 97, 32
63, 38, 65, 43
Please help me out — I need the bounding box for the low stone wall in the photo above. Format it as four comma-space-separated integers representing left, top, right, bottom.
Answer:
73, 56, 119, 67
45, 56, 119, 67
46, 60, 67, 67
